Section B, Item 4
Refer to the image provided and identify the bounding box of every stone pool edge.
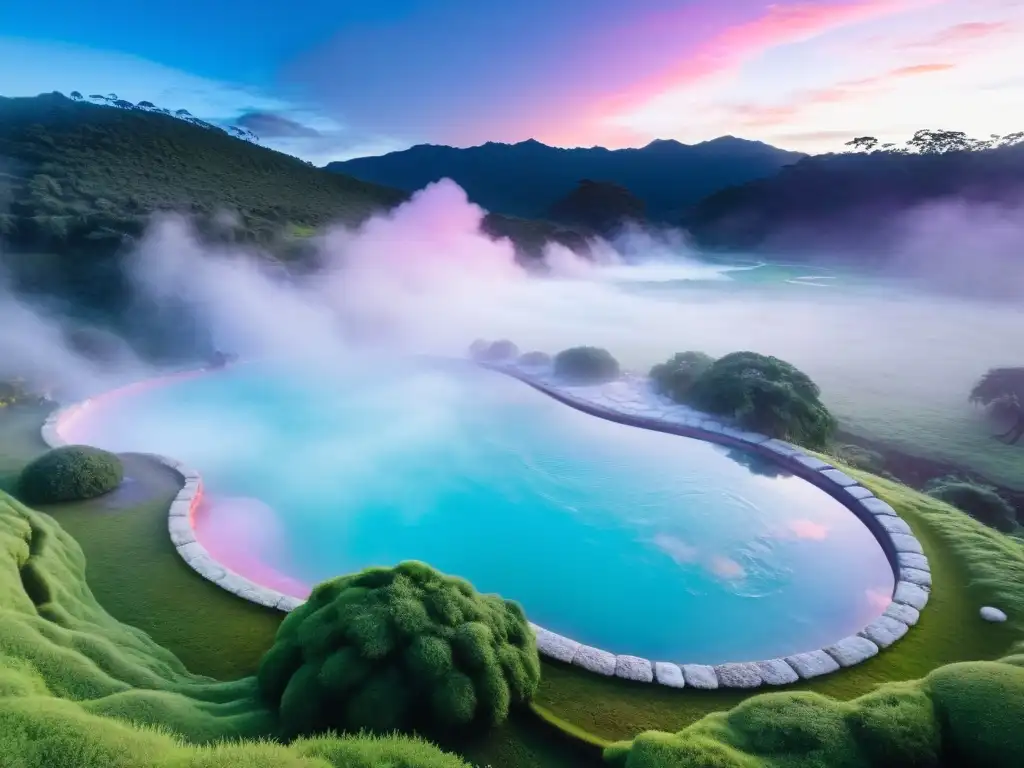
[40,362,931,691]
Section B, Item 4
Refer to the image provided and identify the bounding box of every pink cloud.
[563,0,937,140]
[729,61,955,128]
[907,20,1012,49]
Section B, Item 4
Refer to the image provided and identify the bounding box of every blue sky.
[2,0,1021,163]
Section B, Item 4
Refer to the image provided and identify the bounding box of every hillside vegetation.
[684,130,1024,287]
[327,136,805,222]
[0,93,588,306]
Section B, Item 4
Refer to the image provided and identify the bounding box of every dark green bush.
[257,560,540,738]
[553,346,620,384]
[18,445,124,504]
[926,482,1017,533]
[649,351,715,403]
[688,351,836,448]
[518,351,552,367]
[483,339,519,361]
[604,657,1024,768]
[831,443,886,473]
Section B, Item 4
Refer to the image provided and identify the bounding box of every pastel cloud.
[786,519,830,541]
[729,62,956,129]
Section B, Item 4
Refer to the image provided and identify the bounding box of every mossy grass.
[258,560,540,738]
[17,444,124,504]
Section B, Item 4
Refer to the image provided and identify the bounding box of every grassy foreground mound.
[17,445,124,504]
[258,560,541,738]
[604,656,1024,767]
[0,490,470,767]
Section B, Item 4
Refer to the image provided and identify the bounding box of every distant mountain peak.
[642,138,686,150]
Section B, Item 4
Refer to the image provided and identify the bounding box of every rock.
[176,541,206,564]
[884,602,921,626]
[219,571,257,596]
[167,517,196,546]
[844,485,875,501]
[824,635,879,667]
[900,567,932,589]
[859,615,909,648]
[785,650,840,679]
[762,439,801,456]
[533,626,580,664]
[755,659,799,686]
[792,454,832,471]
[719,426,769,444]
[894,581,930,610]
[168,499,191,518]
[714,662,763,689]
[821,468,857,487]
[615,655,654,683]
[889,534,924,555]
[897,552,930,572]
[878,516,913,536]
[572,645,617,676]
[191,558,226,583]
[980,606,1008,623]
[860,497,897,517]
[653,661,686,688]
[276,595,304,612]
[681,664,718,689]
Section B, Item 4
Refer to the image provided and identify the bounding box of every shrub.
[831,443,886,473]
[688,351,836,448]
[18,445,124,504]
[649,351,715,403]
[467,339,490,360]
[483,339,519,361]
[604,657,1024,768]
[926,481,1017,533]
[518,351,552,367]
[257,560,540,738]
[553,346,620,384]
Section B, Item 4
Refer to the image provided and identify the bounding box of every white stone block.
[980,606,1008,623]
[858,615,909,648]
[824,635,879,667]
[821,468,857,487]
[889,534,924,555]
[860,497,897,517]
[900,567,932,590]
[714,662,763,689]
[792,454,831,471]
[681,664,718,689]
[894,581,930,610]
[615,655,654,683]
[878,516,913,536]
[533,626,580,663]
[572,645,616,676]
[844,485,875,501]
[785,650,840,679]
[755,659,799,685]
[884,602,920,626]
[653,661,685,688]
[897,552,929,572]
[168,516,196,546]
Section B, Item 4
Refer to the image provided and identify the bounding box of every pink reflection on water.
[709,555,746,580]
[865,588,891,612]
[787,519,829,540]
[193,496,312,599]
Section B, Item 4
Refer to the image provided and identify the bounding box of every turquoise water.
[68,359,894,664]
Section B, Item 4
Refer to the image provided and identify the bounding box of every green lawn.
[1,403,1021,767]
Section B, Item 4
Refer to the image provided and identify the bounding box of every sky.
[1,0,1022,163]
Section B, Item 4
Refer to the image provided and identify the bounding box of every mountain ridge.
[326,136,806,222]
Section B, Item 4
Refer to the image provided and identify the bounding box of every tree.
[553,346,621,384]
[905,128,973,154]
[844,136,878,152]
[687,351,836,448]
[649,351,715,403]
[69,91,83,101]
[546,179,646,234]
[969,367,1024,445]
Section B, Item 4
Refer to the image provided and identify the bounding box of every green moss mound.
[18,445,124,504]
[604,658,1024,768]
[553,346,620,384]
[257,560,541,738]
[0,489,472,767]
[926,481,1017,533]
[688,351,836,448]
[649,351,715,403]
